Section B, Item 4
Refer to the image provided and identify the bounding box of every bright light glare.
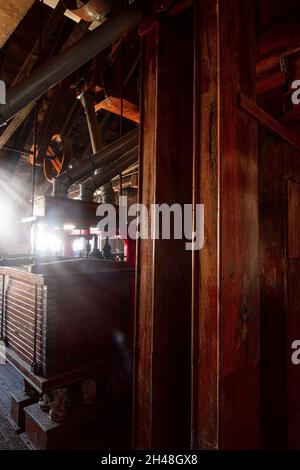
[0,198,13,229]
[36,231,62,254]
[73,237,84,252]
[63,224,75,231]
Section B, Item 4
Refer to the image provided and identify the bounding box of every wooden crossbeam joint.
[238,93,300,153]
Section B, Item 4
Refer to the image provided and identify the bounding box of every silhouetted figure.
[102,237,112,259]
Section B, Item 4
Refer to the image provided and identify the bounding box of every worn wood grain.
[133,8,194,449]
[193,0,259,449]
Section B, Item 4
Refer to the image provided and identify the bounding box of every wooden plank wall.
[192,0,259,449]
[259,114,300,448]
[258,125,287,449]
[286,145,300,449]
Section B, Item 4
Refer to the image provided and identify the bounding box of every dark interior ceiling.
[0,0,140,217]
[1,0,300,218]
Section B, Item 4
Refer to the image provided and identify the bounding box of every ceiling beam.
[0,3,66,152]
[95,96,140,123]
[0,0,35,49]
[256,16,300,79]
[256,71,286,95]
[257,16,300,59]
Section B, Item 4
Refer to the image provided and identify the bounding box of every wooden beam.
[0,0,35,48]
[256,71,286,95]
[0,3,66,151]
[95,97,140,124]
[153,0,193,16]
[0,103,35,151]
[239,93,300,153]
[193,0,259,449]
[257,16,300,60]
[133,8,193,449]
[256,17,300,80]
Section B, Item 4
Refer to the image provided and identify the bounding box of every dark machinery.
[0,257,133,449]
[0,258,133,384]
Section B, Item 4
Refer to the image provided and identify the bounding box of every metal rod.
[119,34,124,197]
[0,5,142,127]
[124,51,141,86]
[31,106,38,215]
[31,0,44,215]
[112,169,138,180]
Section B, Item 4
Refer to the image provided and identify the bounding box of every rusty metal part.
[43,134,74,183]
[28,143,42,167]
[0,4,142,127]
[28,134,73,176]
[63,0,111,22]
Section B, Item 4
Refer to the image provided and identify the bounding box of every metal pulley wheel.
[43,134,73,183]
[62,0,111,22]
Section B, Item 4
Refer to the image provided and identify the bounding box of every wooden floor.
[0,363,28,450]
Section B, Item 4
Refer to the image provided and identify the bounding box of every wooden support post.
[133,7,194,449]
[192,0,259,449]
[256,71,286,95]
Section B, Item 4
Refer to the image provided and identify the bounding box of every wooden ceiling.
[0,0,35,49]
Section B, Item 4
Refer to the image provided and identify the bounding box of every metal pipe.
[79,145,138,201]
[0,4,142,127]
[53,128,138,197]
[79,91,115,203]
[79,93,103,153]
